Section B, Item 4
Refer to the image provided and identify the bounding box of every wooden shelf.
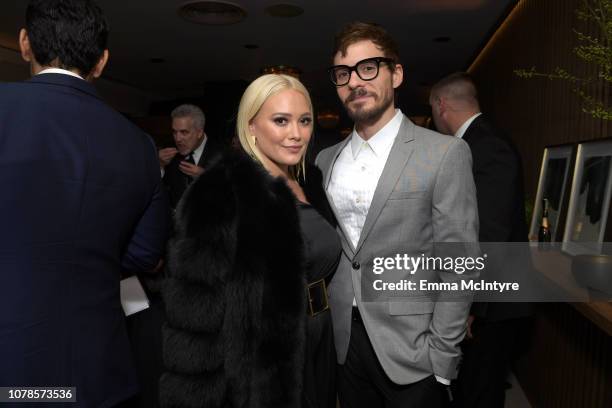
[530,247,612,336]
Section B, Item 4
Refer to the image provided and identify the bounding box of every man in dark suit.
[430,72,530,408]
[0,1,168,406]
[158,104,216,209]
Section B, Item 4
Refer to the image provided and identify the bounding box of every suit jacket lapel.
[323,137,350,189]
[323,137,356,255]
[355,117,415,254]
[197,145,207,167]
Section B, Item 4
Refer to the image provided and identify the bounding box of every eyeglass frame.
[327,57,396,87]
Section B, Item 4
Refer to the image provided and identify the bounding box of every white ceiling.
[0,0,515,114]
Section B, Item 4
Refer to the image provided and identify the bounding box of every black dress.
[298,202,342,408]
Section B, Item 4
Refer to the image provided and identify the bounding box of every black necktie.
[185,153,195,165]
[184,153,195,185]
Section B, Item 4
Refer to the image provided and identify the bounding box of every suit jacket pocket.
[388,190,427,200]
[388,301,435,315]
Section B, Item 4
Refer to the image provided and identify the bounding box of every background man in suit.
[429,72,530,408]
[316,22,479,407]
[158,104,215,209]
[0,1,168,406]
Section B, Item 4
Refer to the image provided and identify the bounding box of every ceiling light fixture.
[178,1,247,25]
[261,65,301,78]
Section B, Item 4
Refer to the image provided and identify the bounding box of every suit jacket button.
[352,261,360,270]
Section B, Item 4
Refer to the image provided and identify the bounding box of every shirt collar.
[37,68,84,80]
[350,109,403,159]
[192,135,207,159]
[455,112,482,139]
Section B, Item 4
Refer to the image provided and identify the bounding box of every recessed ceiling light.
[244,44,259,50]
[265,4,304,18]
[178,1,247,25]
[261,65,301,78]
[433,36,451,43]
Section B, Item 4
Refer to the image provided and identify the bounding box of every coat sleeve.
[121,140,170,273]
[471,135,522,242]
[428,138,480,380]
[164,162,237,329]
[160,162,238,407]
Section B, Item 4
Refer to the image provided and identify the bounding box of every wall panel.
[469,1,612,407]
[469,0,611,199]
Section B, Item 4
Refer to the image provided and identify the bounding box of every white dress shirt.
[328,109,403,249]
[454,112,482,139]
[191,135,207,165]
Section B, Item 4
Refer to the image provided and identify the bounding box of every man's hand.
[179,161,204,177]
[158,147,178,168]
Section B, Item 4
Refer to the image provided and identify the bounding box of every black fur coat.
[159,151,306,408]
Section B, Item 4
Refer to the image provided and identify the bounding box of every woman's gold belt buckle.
[307,278,330,317]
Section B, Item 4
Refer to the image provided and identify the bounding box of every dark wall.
[468,1,612,406]
[469,0,611,201]
[144,79,249,149]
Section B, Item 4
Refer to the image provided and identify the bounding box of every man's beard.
[344,87,393,125]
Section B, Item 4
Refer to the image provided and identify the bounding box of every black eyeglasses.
[328,57,395,87]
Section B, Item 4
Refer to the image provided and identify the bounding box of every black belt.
[307,278,329,317]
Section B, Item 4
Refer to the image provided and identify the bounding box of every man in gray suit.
[316,22,479,407]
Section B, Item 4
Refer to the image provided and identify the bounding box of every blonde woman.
[160,74,340,408]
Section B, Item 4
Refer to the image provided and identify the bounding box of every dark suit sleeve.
[467,121,531,320]
[122,151,171,273]
[470,135,521,242]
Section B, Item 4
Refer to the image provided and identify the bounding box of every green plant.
[514,0,612,120]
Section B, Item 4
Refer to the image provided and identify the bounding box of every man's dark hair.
[430,72,480,106]
[333,22,400,66]
[26,0,109,76]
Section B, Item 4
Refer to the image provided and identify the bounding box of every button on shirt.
[328,109,403,249]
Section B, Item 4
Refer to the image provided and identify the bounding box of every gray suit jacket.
[316,116,479,384]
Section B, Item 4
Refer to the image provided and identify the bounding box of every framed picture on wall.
[562,139,612,255]
[529,144,574,242]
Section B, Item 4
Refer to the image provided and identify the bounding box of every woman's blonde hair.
[236,74,313,180]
